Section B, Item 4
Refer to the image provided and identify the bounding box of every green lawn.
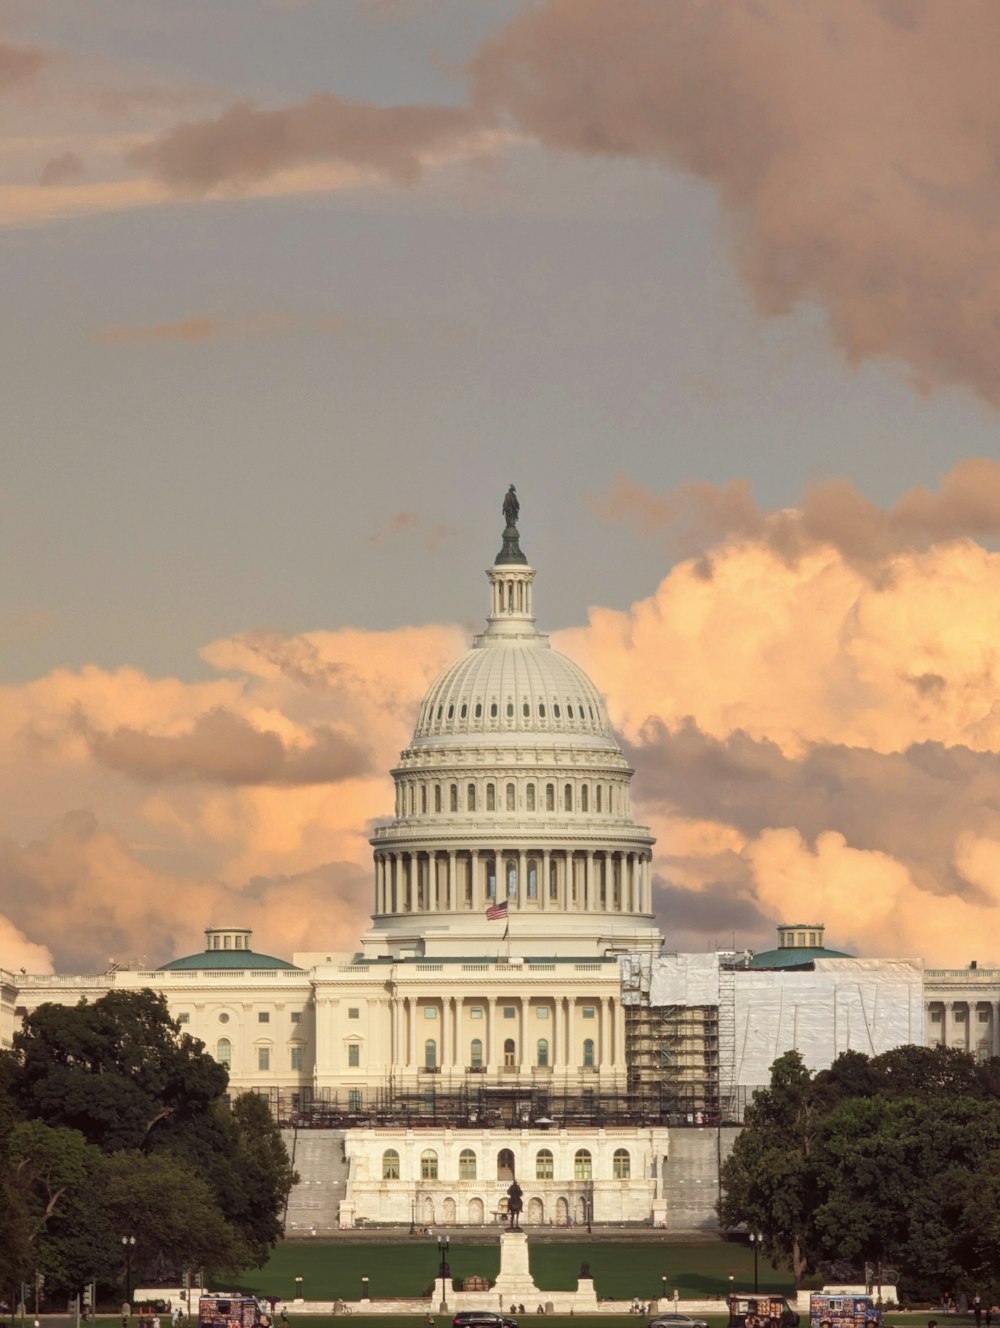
[230,1242,790,1302]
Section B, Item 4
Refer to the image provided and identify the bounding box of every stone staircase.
[282,1129,349,1236]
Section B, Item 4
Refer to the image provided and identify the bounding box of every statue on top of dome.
[502,484,519,528]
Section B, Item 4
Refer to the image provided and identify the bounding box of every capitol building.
[5,492,994,1231]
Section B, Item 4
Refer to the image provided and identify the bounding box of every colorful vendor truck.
[728,1294,801,1328]
[809,1294,881,1328]
[198,1297,272,1328]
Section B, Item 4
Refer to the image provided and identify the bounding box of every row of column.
[929,999,999,1056]
[389,994,618,1073]
[374,848,651,916]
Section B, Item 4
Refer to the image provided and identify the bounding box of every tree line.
[719,1045,1000,1302]
[0,989,296,1307]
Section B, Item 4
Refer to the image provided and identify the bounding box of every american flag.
[485,899,509,921]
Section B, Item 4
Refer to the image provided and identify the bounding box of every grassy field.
[229,1241,789,1302]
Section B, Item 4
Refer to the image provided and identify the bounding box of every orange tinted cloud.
[128,93,478,193]
[97,316,222,344]
[0,40,44,92]
[470,0,1000,403]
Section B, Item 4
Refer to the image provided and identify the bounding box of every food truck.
[809,1294,881,1328]
[198,1297,271,1328]
[728,1294,801,1328]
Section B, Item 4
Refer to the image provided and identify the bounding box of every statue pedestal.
[493,1232,542,1306]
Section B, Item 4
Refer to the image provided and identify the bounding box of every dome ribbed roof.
[413,640,613,743]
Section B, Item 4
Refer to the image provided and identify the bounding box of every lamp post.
[121,1236,136,1307]
[410,1197,416,1236]
[361,1276,369,1303]
[749,1233,761,1294]
[586,1193,592,1235]
[294,1277,303,1303]
[437,1236,450,1313]
[661,1277,667,1305]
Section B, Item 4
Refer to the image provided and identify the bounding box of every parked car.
[452,1313,518,1328]
[648,1315,710,1328]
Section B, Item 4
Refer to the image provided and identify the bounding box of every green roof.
[159,950,301,972]
[747,945,853,969]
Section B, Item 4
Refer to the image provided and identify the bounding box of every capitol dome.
[361,489,660,961]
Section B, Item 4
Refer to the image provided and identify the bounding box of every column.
[585,853,594,911]
[519,999,528,1071]
[448,851,457,911]
[541,849,550,911]
[566,998,576,1070]
[599,998,609,1069]
[430,853,439,911]
[454,998,463,1068]
[518,849,527,906]
[551,997,561,1070]
[441,997,452,1071]
[487,998,497,1072]
[390,996,399,1065]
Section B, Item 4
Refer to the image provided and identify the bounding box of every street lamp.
[361,1276,369,1303]
[661,1277,667,1304]
[121,1236,136,1307]
[437,1236,450,1314]
[749,1233,762,1294]
[294,1277,303,1303]
[410,1197,416,1236]
[586,1193,592,1235]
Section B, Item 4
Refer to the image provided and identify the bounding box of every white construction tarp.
[648,952,721,1007]
[730,958,925,1087]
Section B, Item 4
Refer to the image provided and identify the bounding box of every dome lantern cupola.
[486,484,536,635]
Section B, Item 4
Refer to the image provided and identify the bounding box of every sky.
[2,0,1000,974]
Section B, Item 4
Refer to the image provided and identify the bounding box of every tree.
[719,1051,820,1286]
[229,1093,299,1265]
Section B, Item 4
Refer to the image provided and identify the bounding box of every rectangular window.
[954,1008,967,1022]
[930,1009,942,1022]
[978,1009,991,1023]
[503,1007,516,1019]
[536,1007,550,1020]
[257,1047,270,1071]
[291,1011,302,1023]
[177,1013,190,1024]
[582,1007,596,1019]
[348,1008,360,1019]
[348,1044,360,1066]
[258,1012,270,1023]
[290,1046,303,1071]
[470,1007,483,1019]
[424,1007,438,1019]
[348,1089,362,1111]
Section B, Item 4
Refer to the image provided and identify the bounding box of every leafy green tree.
[719,1051,820,1286]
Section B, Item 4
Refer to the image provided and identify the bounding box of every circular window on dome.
[475,703,482,718]
[219,1013,230,1024]
[490,702,498,718]
[460,703,468,718]
[506,702,514,718]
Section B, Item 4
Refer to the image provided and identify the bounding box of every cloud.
[96,317,224,344]
[369,511,456,552]
[0,40,44,92]
[595,459,1000,573]
[38,152,85,187]
[86,707,371,787]
[127,92,479,193]
[468,0,1000,404]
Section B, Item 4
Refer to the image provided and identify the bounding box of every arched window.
[421,1149,438,1180]
[613,1148,631,1179]
[522,701,530,718]
[583,1038,595,1068]
[564,784,573,811]
[434,784,442,812]
[421,784,428,814]
[596,785,602,813]
[459,1149,477,1180]
[503,1038,516,1067]
[216,1037,231,1066]
[467,783,477,812]
[506,782,516,811]
[497,1148,515,1181]
[450,784,458,812]
[536,1149,554,1180]
[470,1037,483,1069]
[486,858,497,899]
[581,785,589,812]
[536,1038,549,1068]
[574,1149,592,1180]
[546,783,555,811]
[549,860,558,900]
[506,701,514,718]
[506,859,517,899]
[526,783,535,811]
[486,783,496,811]
[382,1149,400,1180]
[425,1039,437,1070]
[527,859,538,899]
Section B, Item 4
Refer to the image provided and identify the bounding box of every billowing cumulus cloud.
[3,468,1000,970]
